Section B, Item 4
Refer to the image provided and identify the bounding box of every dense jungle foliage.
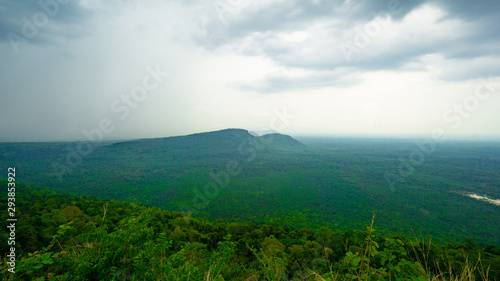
[1,182,499,280]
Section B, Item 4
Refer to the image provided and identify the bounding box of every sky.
[1,0,500,142]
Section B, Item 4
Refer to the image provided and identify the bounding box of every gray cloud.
[1,0,499,141]
[0,0,93,47]
[436,0,500,20]
[232,69,361,93]
[193,0,500,90]
[196,0,423,47]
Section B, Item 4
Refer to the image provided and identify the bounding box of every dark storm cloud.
[436,0,500,20]
[0,0,93,46]
[197,0,422,48]
[195,0,500,92]
[0,0,499,141]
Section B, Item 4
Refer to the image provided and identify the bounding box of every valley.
[1,129,499,246]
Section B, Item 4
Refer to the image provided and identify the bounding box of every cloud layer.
[1,0,499,141]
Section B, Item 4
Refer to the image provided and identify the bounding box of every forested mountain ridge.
[0,130,499,247]
[102,128,306,158]
[1,181,499,280]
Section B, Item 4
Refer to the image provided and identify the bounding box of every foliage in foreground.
[1,184,499,280]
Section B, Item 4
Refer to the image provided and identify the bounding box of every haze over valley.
[1,0,500,280]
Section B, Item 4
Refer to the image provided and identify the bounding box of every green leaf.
[33,264,44,270]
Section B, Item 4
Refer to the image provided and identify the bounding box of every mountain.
[0,128,309,202]
[1,131,499,246]
[106,128,306,156]
[256,133,307,151]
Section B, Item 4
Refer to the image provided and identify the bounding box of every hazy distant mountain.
[1,130,499,246]
[0,128,308,194]
[104,128,306,157]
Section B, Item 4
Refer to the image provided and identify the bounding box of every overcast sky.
[1,0,500,141]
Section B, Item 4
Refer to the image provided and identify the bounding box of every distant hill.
[106,128,306,156]
[0,128,308,197]
[1,130,499,246]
